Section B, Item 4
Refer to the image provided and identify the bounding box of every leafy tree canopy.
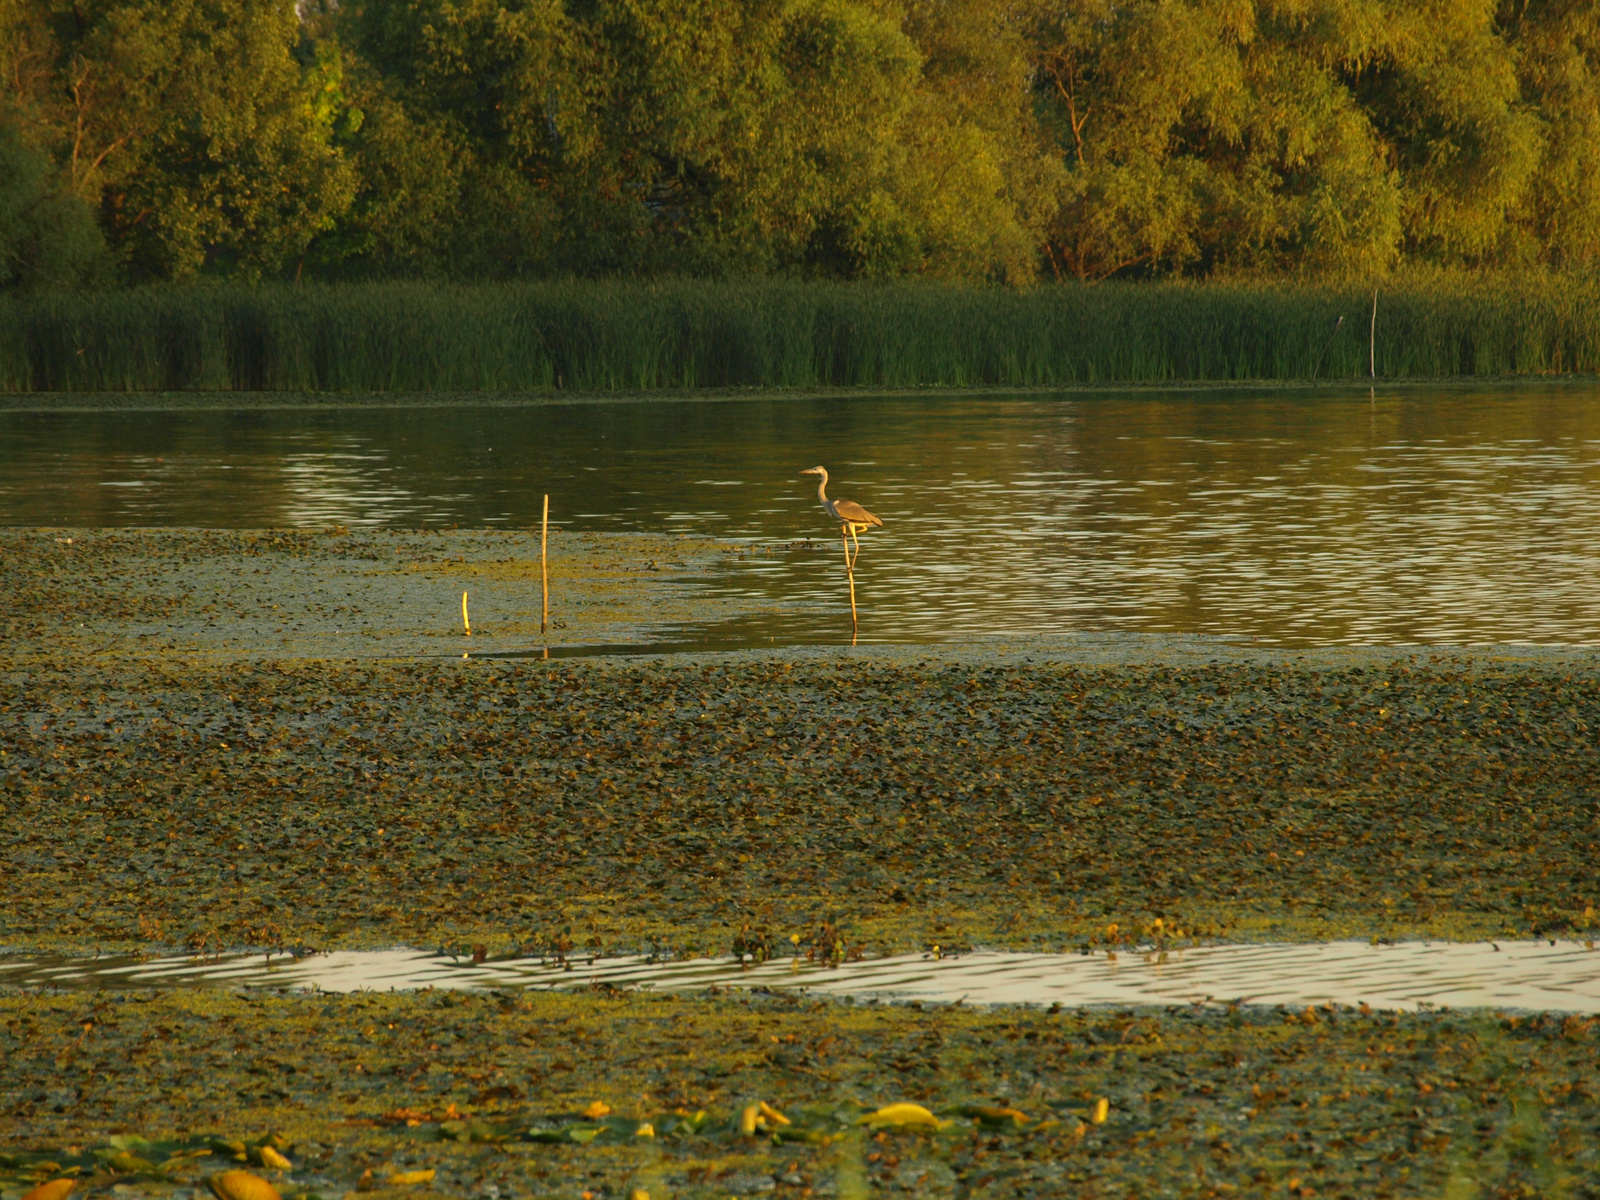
[3,0,1599,286]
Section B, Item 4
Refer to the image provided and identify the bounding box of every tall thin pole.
[1370,287,1378,380]
[462,591,470,636]
[541,494,549,636]
[842,527,857,632]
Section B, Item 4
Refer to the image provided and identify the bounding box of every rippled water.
[2,941,1597,1012]
[4,385,1600,646]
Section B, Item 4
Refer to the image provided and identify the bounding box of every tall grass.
[3,273,1599,392]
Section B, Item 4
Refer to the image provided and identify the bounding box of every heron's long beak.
[800,468,820,475]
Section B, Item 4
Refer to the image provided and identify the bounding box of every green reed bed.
[4,273,1600,392]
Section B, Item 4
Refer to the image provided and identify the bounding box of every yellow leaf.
[758,1101,791,1126]
[22,1181,76,1200]
[1092,1098,1110,1124]
[581,1101,611,1120]
[208,1171,282,1200]
[386,1170,436,1186]
[739,1104,761,1136]
[258,1147,292,1170]
[861,1103,941,1129]
[634,1123,654,1138]
[966,1105,1030,1126]
[630,1191,650,1200]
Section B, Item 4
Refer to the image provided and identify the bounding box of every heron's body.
[801,465,881,570]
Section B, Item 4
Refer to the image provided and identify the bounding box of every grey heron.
[801,465,882,569]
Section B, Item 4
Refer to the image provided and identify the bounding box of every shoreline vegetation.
[7,276,1600,394]
[6,374,1600,414]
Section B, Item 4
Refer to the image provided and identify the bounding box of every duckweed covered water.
[2,987,1597,1200]
[6,497,1600,1196]
[3,577,1598,958]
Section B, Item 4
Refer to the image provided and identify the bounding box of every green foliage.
[5,273,1600,391]
[320,0,1051,281]
[0,123,111,290]
[5,0,1600,285]
[1,0,355,283]
[1028,0,1537,277]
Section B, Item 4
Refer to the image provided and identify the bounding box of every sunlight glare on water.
[1,941,1597,1013]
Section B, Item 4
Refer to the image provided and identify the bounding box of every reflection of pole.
[462,590,471,636]
[541,494,549,636]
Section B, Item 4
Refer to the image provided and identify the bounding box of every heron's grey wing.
[832,499,882,526]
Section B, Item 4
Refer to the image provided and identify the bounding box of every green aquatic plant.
[2,623,1596,957]
[2,990,1597,1199]
[4,273,1600,393]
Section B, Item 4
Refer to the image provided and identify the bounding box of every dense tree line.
[3,0,1599,289]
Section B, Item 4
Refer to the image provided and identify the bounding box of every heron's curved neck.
[814,469,829,503]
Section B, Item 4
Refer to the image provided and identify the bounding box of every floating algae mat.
[4,982,1600,1200]
[4,940,1598,1012]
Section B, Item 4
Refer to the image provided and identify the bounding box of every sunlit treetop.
[2,0,1599,284]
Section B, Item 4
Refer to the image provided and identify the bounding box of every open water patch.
[3,940,1597,1013]
[8,387,1600,646]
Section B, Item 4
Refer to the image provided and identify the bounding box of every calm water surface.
[4,385,1599,647]
[2,941,1597,1012]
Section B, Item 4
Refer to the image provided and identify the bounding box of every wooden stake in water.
[541,494,550,636]
[462,590,471,636]
[842,526,858,634]
[1370,286,1378,379]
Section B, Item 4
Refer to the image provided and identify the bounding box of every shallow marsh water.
[6,390,1600,1196]
[4,940,1599,1013]
[4,384,1600,648]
